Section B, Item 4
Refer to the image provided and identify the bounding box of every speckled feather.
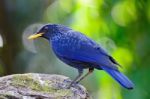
[44,25,117,70]
[36,24,134,89]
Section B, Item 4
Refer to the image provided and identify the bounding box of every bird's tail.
[101,66,134,89]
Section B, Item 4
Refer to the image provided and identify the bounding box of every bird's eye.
[44,26,48,30]
[43,26,48,32]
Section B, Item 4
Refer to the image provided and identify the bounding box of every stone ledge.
[0,73,91,99]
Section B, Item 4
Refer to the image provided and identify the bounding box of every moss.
[11,74,72,96]
[55,89,72,98]
[11,74,54,93]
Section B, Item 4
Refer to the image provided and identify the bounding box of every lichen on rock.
[11,74,54,93]
[0,73,91,99]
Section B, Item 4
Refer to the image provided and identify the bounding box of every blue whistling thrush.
[28,24,134,89]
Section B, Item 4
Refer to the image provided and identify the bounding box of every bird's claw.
[67,81,79,89]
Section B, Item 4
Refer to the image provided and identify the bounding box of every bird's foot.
[63,78,81,89]
[67,82,78,89]
[63,79,74,89]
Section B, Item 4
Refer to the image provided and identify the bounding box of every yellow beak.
[28,33,44,40]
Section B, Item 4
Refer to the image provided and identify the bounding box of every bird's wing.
[52,30,119,70]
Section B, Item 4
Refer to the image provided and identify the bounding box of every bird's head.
[28,24,59,40]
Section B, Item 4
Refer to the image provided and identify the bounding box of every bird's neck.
[50,33,62,41]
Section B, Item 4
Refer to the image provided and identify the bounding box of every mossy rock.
[0,73,91,99]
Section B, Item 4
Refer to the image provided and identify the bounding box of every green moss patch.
[11,74,54,93]
[11,74,72,97]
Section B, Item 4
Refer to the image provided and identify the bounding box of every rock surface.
[0,73,91,99]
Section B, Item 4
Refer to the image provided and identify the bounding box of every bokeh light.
[111,1,137,26]
[0,33,3,48]
[113,47,133,71]
[22,23,44,53]
[97,37,117,54]
[44,0,74,23]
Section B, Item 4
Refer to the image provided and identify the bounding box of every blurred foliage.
[0,0,150,99]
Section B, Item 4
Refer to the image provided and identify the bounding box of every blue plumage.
[101,66,134,89]
[31,24,134,89]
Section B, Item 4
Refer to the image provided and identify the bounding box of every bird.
[28,24,134,89]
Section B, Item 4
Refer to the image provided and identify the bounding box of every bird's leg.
[68,69,83,88]
[76,68,94,83]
